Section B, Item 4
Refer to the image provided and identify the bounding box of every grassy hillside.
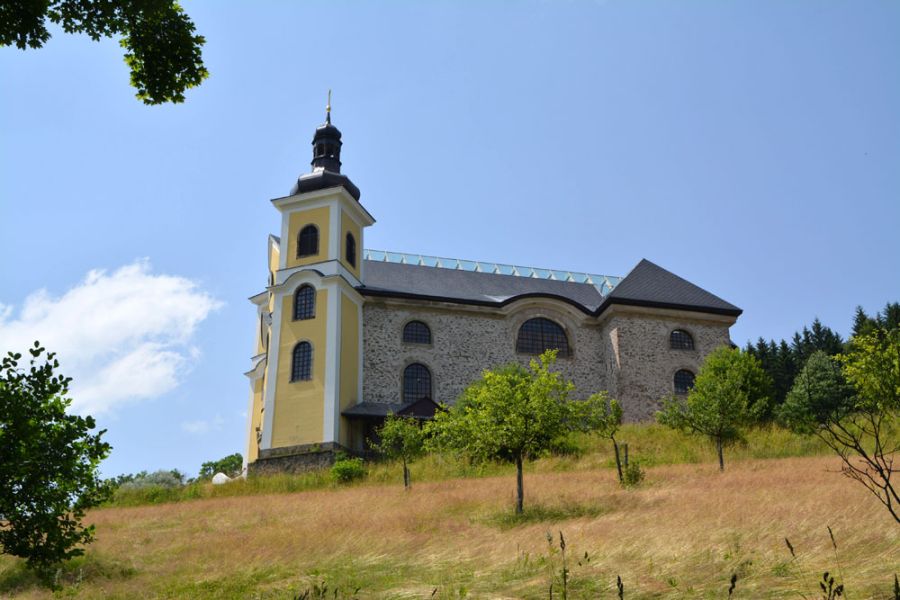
[1,428,897,598]
[107,425,831,507]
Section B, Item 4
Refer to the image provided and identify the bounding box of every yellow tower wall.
[247,377,264,462]
[271,287,328,447]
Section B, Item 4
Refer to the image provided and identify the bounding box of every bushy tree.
[0,0,207,104]
[572,392,625,483]
[373,414,426,490]
[427,351,573,514]
[0,343,112,575]
[658,347,771,471]
[198,453,243,480]
[115,469,185,490]
[781,330,899,523]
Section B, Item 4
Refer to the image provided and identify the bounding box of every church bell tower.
[245,96,375,473]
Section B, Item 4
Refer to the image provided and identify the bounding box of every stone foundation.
[248,441,351,475]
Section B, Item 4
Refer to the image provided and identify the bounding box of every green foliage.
[116,469,186,490]
[0,343,112,576]
[373,415,426,462]
[658,347,772,470]
[427,350,574,512]
[778,352,853,434]
[781,329,900,522]
[621,460,645,487]
[372,414,425,489]
[199,453,243,480]
[571,392,624,482]
[330,455,367,484]
[0,0,207,104]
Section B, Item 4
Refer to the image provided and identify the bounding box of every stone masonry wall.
[362,299,734,421]
[601,311,733,421]
[362,300,610,406]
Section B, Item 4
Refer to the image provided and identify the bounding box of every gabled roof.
[361,259,607,312]
[600,259,742,317]
[358,255,741,318]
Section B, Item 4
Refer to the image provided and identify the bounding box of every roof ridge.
[363,249,622,296]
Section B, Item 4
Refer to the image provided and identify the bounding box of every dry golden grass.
[1,455,898,598]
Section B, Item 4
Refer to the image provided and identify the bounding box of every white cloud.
[181,414,225,435]
[0,260,222,415]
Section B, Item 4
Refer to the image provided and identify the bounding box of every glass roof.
[364,249,622,296]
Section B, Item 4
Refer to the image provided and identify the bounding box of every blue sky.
[1,1,898,477]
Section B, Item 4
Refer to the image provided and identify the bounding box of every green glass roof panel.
[364,249,621,296]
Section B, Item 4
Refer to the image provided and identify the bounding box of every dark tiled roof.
[361,260,606,312]
[359,258,741,317]
[602,259,742,316]
[342,398,439,419]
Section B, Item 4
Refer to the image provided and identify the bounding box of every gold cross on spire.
[326,89,332,125]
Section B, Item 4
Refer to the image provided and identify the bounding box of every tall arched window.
[345,232,356,267]
[403,363,432,404]
[674,369,695,395]
[670,329,694,350]
[516,317,570,357]
[298,225,319,257]
[402,321,432,344]
[291,342,313,382]
[293,285,316,320]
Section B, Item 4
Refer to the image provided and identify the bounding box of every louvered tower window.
[298,225,319,257]
[346,233,356,267]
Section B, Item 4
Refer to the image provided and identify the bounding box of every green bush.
[330,456,366,484]
[621,460,645,487]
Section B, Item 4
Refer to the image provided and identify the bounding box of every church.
[244,105,742,474]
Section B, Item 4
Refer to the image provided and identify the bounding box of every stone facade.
[248,441,347,475]
[362,297,735,420]
[599,307,735,421]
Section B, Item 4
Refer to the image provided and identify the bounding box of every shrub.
[621,460,645,487]
[117,470,185,490]
[330,456,366,484]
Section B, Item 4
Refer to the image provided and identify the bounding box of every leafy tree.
[198,453,243,480]
[373,414,426,490]
[746,316,845,409]
[658,347,772,471]
[781,330,899,523]
[115,469,185,490]
[427,351,573,514]
[572,392,625,483]
[0,343,112,575]
[0,0,207,104]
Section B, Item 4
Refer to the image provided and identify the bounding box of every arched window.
[402,321,432,344]
[291,342,313,382]
[674,369,695,395]
[670,329,694,350]
[298,225,319,257]
[345,232,356,267]
[403,363,432,404]
[516,317,570,357]
[293,285,315,320]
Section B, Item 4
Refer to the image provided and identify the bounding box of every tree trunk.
[515,455,524,514]
[402,458,410,490]
[716,438,724,471]
[612,437,624,484]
